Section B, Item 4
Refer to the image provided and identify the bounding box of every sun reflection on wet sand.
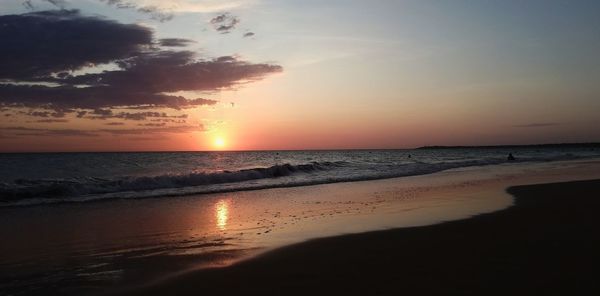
[215,199,230,231]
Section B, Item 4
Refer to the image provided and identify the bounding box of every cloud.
[0,10,281,113]
[24,0,67,9]
[19,110,65,118]
[34,118,69,123]
[95,0,248,22]
[22,1,34,9]
[159,38,195,47]
[25,1,257,21]
[99,125,204,135]
[91,108,113,116]
[0,10,153,80]
[1,124,204,137]
[65,51,281,93]
[124,0,253,13]
[2,126,99,137]
[23,0,171,21]
[128,136,158,141]
[513,122,560,128]
[1,9,280,141]
[150,118,187,124]
[210,13,239,33]
[82,110,190,121]
[138,122,166,127]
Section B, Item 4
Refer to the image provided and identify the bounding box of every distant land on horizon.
[416,142,600,150]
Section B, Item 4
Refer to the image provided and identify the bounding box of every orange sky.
[1,1,600,152]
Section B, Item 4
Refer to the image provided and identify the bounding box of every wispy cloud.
[2,126,99,137]
[26,0,256,20]
[513,122,560,128]
[99,125,204,135]
[210,13,240,34]
[1,124,205,137]
[34,119,69,123]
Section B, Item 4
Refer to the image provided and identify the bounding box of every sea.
[2,145,600,295]
[2,145,599,207]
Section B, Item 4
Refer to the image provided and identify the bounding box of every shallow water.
[1,158,599,295]
[2,147,599,206]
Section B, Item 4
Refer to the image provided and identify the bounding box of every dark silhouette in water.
[408,154,412,159]
[507,153,516,161]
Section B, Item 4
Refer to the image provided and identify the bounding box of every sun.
[214,136,226,149]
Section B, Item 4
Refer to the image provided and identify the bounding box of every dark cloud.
[128,136,157,141]
[0,10,153,80]
[243,32,255,38]
[210,13,240,34]
[0,10,281,113]
[0,84,220,111]
[64,51,282,94]
[513,122,560,128]
[17,110,67,118]
[34,118,69,123]
[159,38,195,47]
[138,122,166,127]
[150,118,187,124]
[1,124,204,137]
[99,125,204,135]
[85,111,191,121]
[24,111,51,117]
[2,126,99,137]
[2,9,281,139]
[92,108,113,116]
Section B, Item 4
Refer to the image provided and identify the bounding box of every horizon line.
[1,141,599,154]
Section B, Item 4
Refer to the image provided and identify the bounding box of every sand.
[3,159,600,295]
[128,179,600,295]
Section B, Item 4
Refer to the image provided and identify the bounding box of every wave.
[0,154,591,207]
[0,161,345,204]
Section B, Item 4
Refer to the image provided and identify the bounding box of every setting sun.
[214,137,226,149]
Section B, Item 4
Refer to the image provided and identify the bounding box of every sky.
[1,0,599,152]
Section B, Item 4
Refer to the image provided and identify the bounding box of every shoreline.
[129,178,600,295]
[3,159,600,295]
[4,156,600,208]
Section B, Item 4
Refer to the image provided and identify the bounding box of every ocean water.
[2,148,600,295]
[1,146,599,206]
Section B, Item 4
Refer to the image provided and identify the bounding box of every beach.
[3,2,600,295]
[2,158,600,295]
[130,179,600,296]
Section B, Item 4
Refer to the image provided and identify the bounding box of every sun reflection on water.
[215,199,229,231]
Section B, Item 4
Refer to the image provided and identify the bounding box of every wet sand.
[132,179,600,295]
[3,160,600,295]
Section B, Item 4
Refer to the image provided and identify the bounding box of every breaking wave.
[0,161,344,205]
[0,153,593,207]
